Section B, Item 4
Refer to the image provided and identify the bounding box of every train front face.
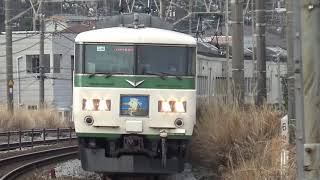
[73,28,197,174]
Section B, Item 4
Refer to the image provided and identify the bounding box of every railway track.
[0,146,78,180]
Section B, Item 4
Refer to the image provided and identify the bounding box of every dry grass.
[189,100,296,180]
[0,107,71,131]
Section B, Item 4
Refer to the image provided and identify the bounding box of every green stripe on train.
[74,75,195,89]
[76,133,192,140]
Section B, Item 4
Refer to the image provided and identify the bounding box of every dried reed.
[189,100,296,180]
[0,107,71,131]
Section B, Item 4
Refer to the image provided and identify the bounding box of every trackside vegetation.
[190,101,296,179]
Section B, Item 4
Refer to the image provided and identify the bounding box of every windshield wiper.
[88,72,106,78]
[88,72,126,78]
[160,72,182,80]
[145,72,166,80]
[104,72,126,78]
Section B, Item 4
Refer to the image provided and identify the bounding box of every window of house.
[26,54,50,73]
[266,78,271,93]
[27,105,37,110]
[53,54,62,73]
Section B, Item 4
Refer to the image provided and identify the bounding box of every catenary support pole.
[188,0,193,35]
[286,0,295,144]
[159,0,165,19]
[231,0,244,104]
[225,0,231,100]
[39,14,45,109]
[255,0,266,105]
[251,0,256,95]
[105,0,112,16]
[5,0,13,113]
[293,0,304,178]
[301,0,320,178]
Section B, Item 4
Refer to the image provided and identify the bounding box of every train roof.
[75,27,196,46]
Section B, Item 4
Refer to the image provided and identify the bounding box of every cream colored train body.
[73,27,197,174]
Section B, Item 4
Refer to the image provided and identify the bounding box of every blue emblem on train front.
[120,95,149,116]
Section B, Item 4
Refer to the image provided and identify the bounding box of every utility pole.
[5,0,13,113]
[104,0,112,16]
[293,0,304,178]
[301,0,320,178]
[39,14,45,109]
[31,4,37,31]
[285,0,295,144]
[159,0,165,19]
[188,0,193,35]
[255,0,266,105]
[251,0,256,90]
[231,0,244,104]
[225,0,231,100]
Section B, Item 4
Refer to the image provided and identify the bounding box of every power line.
[46,77,72,81]
[0,70,27,75]
[0,35,52,57]
[49,36,74,49]
[7,5,35,24]
[51,19,78,34]
[57,32,75,43]
[0,76,36,82]
[0,21,63,46]
[0,33,39,46]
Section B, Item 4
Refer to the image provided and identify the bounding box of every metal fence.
[0,128,76,151]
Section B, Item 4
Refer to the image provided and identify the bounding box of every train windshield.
[137,46,195,76]
[84,44,134,74]
[77,44,195,76]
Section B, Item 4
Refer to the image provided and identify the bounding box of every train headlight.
[83,99,95,111]
[158,100,186,113]
[98,99,111,111]
[175,102,186,113]
[83,99,111,111]
[159,101,172,112]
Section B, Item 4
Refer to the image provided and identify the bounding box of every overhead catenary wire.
[50,19,78,34]
[3,1,40,25]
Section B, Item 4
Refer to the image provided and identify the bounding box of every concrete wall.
[196,54,287,104]
[0,32,75,110]
[51,33,76,110]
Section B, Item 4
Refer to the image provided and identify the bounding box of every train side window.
[75,44,84,73]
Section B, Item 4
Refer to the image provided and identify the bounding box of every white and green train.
[73,26,197,174]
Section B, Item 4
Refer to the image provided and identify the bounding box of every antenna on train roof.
[133,13,139,27]
[127,13,145,29]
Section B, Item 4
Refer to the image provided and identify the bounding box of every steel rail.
[0,146,78,180]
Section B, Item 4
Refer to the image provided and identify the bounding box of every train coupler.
[160,130,168,168]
